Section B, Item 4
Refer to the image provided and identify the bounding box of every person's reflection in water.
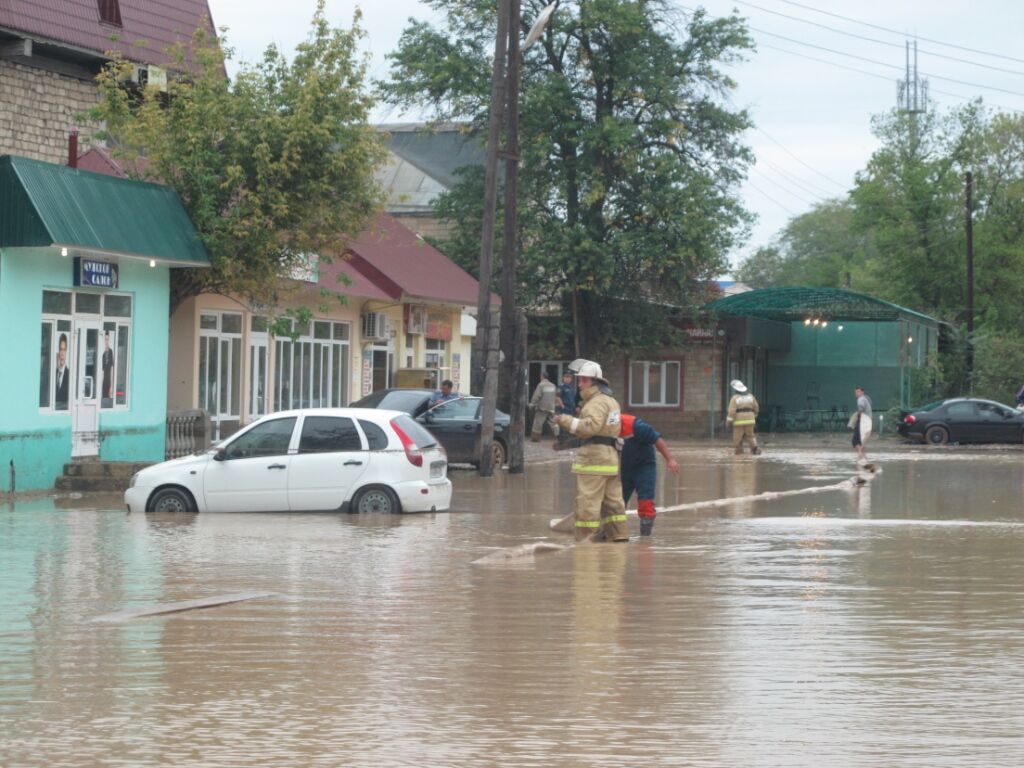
[725,457,759,517]
[569,544,627,710]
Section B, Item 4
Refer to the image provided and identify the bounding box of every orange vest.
[619,413,635,439]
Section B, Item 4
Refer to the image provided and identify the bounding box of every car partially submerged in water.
[897,398,1024,445]
[350,388,510,468]
[125,408,451,514]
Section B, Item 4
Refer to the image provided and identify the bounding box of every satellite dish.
[523,2,556,50]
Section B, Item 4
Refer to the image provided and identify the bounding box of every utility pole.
[478,1,555,475]
[965,171,975,386]
[473,0,511,477]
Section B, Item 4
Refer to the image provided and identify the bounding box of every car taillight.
[904,414,916,424]
[390,419,423,467]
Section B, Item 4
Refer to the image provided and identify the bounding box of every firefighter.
[554,360,629,542]
[726,379,761,455]
[619,413,680,536]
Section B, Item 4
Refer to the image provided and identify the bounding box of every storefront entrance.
[71,319,102,457]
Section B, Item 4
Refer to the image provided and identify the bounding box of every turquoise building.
[0,155,208,491]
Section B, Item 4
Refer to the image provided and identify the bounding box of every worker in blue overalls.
[619,414,679,536]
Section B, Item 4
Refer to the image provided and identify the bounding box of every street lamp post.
[477,0,555,476]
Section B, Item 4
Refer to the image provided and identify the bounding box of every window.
[358,420,389,450]
[430,398,478,420]
[945,402,977,419]
[299,416,362,453]
[225,417,296,459]
[199,312,242,422]
[98,0,122,25]
[40,290,130,411]
[978,402,1012,421]
[425,338,445,370]
[629,361,681,407]
[274,320,351,411]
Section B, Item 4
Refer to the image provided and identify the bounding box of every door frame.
[71,318,103,457]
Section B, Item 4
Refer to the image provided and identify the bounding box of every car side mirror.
[212,446,227,461]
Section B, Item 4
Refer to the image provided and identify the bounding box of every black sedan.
[898,398,1024,445]
[350,388,510,467]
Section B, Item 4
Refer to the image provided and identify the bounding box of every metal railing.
[166,409,212,459]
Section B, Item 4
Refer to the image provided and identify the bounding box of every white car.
[125,408,451,515]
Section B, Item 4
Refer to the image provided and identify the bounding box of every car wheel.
[148,487,195,513]
[924,425,949,445]
[352,486,400,514]
[490,440,507,469]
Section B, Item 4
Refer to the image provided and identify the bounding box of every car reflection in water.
[898,397,1024,445]
[351,388,509,468]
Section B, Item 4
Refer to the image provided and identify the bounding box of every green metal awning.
[0,154,209,267]
[706,286,936,324]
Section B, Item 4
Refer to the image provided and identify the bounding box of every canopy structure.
[0,155,209,267]
[706,286,935,324]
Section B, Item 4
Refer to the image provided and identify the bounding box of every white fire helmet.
[573,359,608,385]
[731,379,748,393]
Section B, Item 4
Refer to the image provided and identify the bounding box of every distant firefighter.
[726,380,760,456]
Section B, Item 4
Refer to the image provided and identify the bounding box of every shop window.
[274,320,351,411]
[629,361,681,407]
[75,293,101,315]
[43,290,71,315]
[425,338,446,370]
[199,311,242,423]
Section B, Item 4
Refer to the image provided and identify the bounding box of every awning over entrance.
[706,286,935,324]
[0,155,209,267]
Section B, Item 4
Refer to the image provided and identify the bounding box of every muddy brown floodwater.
[2,447,1024,767]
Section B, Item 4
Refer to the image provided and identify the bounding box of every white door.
[202,416,297,512]
[288,415,370,511]
[71,320,102,457]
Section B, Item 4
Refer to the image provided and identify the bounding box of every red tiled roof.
[344,213,495,306]
[0,0,216,68]
[317,256,391,302]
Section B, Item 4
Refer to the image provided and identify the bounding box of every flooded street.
[3,446,1024,767]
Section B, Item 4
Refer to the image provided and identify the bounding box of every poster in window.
[54,331,70,411]
[101,326,115,407]
[425,311,453,341]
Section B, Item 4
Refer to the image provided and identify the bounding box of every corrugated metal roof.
[344,213,494,306]
[706,286,936,324]
[0,0,216,68]
[0,154,209,266]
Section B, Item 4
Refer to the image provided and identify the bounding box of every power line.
[773,0,1024,66]
[751,26,1024,99]
[752,126,851,192]
[750,165,823,207]
[734,0,1024,78]
[756,152,838,200]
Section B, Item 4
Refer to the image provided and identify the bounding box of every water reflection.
[2,448,1024,766]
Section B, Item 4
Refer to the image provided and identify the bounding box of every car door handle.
[462,425,474,430]
[344,460,363,466]
[267,463,287,470]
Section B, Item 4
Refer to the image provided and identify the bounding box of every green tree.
[90,3,385,314]
[381,0,754,355]
[735,198,868,288]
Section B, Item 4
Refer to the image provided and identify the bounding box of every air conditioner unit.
[406,304,427,335]
[362,312,390,341]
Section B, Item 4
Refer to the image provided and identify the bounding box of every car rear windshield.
[391,414,437,449]
[380,391,431,413]
[918,400,945,412]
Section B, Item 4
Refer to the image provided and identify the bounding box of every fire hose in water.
[472,471,876,565]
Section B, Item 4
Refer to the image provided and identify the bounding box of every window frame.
[628,360,682,408]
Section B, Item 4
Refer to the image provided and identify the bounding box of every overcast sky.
[206,0,1024,272]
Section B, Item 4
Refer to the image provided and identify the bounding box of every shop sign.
[425,310,453,341]
[74,258,119,289]
[684,327,716,339]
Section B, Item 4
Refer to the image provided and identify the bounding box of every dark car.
[350,388,510,467]
[898,397,1024,445]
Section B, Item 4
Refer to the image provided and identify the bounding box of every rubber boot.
[638,499,656,536]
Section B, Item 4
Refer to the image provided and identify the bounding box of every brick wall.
[0,59,101,164]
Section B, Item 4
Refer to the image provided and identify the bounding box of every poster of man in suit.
[101,330,114,404]
[55,333,69,411]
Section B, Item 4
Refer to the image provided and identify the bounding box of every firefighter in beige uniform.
[554,361,629,542]
[726,379,761,455]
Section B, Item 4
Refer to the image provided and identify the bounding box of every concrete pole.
[475,0,511,475]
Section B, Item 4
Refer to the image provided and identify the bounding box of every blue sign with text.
[74,258,119,289]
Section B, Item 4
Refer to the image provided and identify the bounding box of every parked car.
[350,388,510,467]
[898,398,1024,445]
[125,408,451,515]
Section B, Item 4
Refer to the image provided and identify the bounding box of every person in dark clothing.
[1016,383,1024,409]
[556,371,577,415]
[619,414,679,536]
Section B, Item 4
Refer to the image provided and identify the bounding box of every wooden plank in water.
[94,592,276,623]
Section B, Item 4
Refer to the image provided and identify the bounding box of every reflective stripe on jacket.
[727,393,759,427]
[557,385,622,476]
